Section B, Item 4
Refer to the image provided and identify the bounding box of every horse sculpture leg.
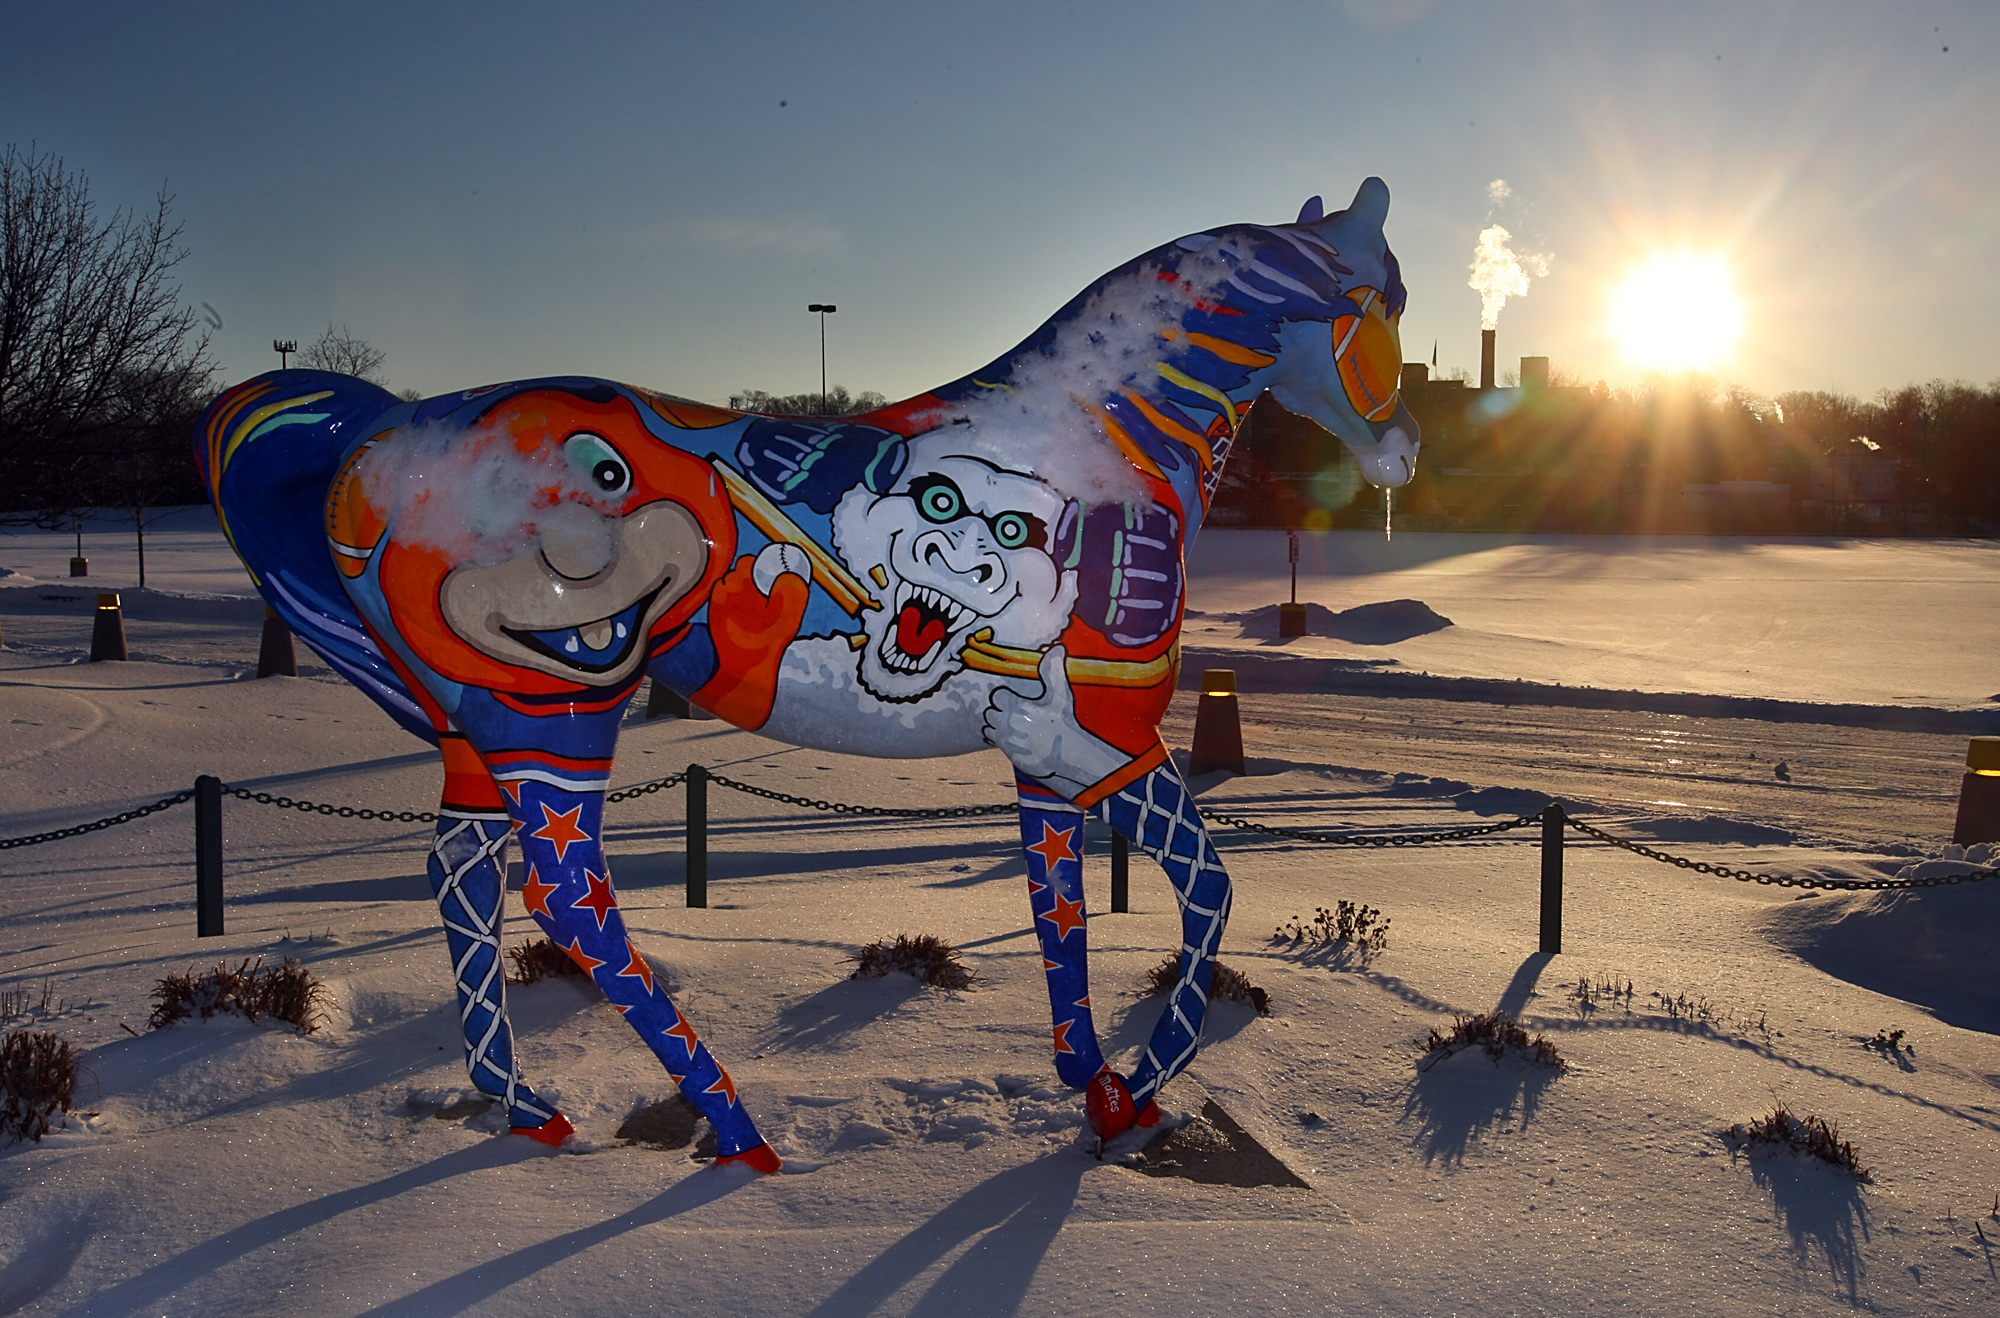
[490,762,781,1170]
[427,800,569,1141]
[1083,759,1234,1140]
[1014,775,1108,1088]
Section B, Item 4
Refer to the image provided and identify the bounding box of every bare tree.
[0,143,213,522]
[299,323,387,384]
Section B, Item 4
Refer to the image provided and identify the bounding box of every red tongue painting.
[896,603,950,658]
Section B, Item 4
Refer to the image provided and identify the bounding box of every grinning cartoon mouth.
[499,581,668,675]
[880,581,978,674]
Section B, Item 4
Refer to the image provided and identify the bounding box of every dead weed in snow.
[1724,1105,1872,1181]
[0,1028,79,1142]
[1420,1011,1567,1073]
[149,957,327,1034]
[507,937,589,985]
[1144,954,1270,1015]
[850,934,973,990]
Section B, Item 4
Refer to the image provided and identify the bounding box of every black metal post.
[1539,802,1564,955]
[685,764,708,909]
[196,775,224,937]
[1110,831,1129,914]
[647,679,691,720]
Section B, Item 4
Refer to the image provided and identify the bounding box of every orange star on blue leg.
[562,937,605,977]
[571,869,617,929]
[1026,822,1078,873]
[530,802,590,863]
[1039,891,1087,941]
[663,1010,702,1059]
[519,865,558,919]
[1053,1018,1076,1056]
[616,942,655,994]
[704,1067,739,1107]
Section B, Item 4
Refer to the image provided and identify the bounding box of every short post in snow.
[90,592,128,662]
[685,764,708,909]
[1189,668,1246,777]
[195,775,225,937]
[1110,831,1129,914]
[1539,802,1564,955]
[257,606,298,677]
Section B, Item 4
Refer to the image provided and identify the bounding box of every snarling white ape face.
[831,436,1077,703]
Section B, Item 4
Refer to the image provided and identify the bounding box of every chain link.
[0,788,196,850]
[1563,815,1999,891]
[704,771,1021,819]
[1204,809,1544,847]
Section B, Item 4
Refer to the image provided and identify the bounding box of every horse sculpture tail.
[196,370,437,743]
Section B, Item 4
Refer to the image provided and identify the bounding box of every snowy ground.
[3,516,1999,1316]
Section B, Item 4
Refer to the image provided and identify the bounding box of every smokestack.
[1480,329,1496,391]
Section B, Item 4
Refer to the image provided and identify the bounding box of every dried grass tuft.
[0,1029,78,1142]
[850,934,973,990]
[1421,1010,1567,1072]
[1274,901,1390,952]
[149,957,327,1035]
[1144,954,1270,1015]
[508,937,589,985]
[1726,1105,1871,1180]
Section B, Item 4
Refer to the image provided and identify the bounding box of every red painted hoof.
[511,1111,575,1148]
[1136,1100,1163,1129]
[716,1142,783,1174]
[1085,1071,1139,1140]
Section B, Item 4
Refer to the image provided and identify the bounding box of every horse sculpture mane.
[198,178,1418,1170]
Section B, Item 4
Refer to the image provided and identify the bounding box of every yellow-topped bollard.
[89,592,127,662]
[1953,737,2000,845]
[1188,668,1246,777]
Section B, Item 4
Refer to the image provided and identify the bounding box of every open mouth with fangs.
[879,581,978,674]
[499,581,667,675]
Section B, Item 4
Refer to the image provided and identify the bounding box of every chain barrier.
[0,788,197,851]
[223,786,436,824]
[606,772,687,803]
[10,773,2000,900]
[704,771,1021,819]
[1562,815,1999,892]
[1204,808,1543,847]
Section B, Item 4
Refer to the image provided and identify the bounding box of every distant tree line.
[1215,373,2000,536]
[728,385,887,416]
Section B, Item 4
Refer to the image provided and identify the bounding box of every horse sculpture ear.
[1295,195,1324,224]
[1344,177,1391,231]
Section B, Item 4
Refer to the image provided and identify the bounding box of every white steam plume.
[1468,180,1550,331]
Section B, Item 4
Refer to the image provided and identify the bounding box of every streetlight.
[274,339,298,370]
[807,304,836,414]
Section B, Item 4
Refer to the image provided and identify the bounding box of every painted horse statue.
[198,178,1418,1171]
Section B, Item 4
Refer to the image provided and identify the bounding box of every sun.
[1608,252,1744,371]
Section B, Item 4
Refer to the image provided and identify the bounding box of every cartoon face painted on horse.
[198,178,1418,1169]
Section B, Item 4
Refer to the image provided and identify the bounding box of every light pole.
[274,339,298,370]
[807,304,836,414]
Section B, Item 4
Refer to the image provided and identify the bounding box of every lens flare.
[1608,253,1743,371]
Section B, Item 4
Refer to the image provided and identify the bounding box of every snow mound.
[1619,814,1799,846]
[1762,880,2000,1032]
[1230,598,1452,644]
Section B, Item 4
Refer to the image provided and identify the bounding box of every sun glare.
[1608,252,1743,372]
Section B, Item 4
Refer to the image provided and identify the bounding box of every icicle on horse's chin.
[196,179,1419,1169]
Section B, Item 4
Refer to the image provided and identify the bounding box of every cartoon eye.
[991,512,1030,549]
[564,432,631,497]
[911,475,964,524]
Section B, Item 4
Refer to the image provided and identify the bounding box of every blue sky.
[4,1,1993,404]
